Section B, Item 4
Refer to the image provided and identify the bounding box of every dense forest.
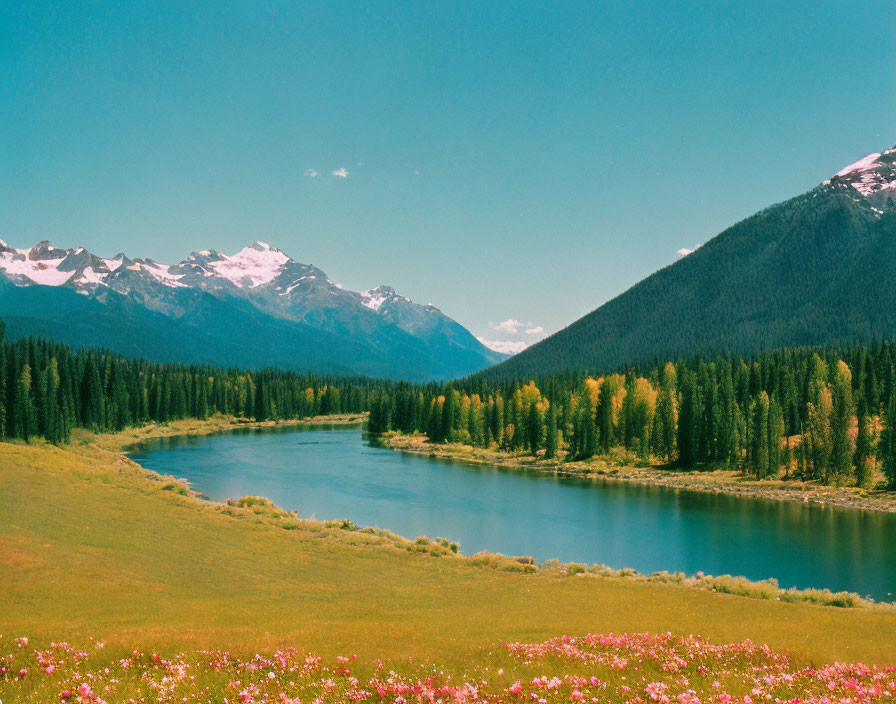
[368,339,896,489]
[0,322,375,444]
[4,317,896,490]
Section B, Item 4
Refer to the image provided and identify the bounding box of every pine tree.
[854,400,872,487]
[879,393,896,490]
[752,392,770,478]
[543,402,558,459]
[526,401,541,453]
[676,372,698,468]
[768,397,784,479]
[596,382,613,454]
[829,360,853,481]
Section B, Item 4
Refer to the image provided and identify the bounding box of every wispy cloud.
[476,337,530,355]
[304,168,320,178]
[331,167,350,179]
[490,318,526,334]
[677,243,702,258]
[480,318,547,355]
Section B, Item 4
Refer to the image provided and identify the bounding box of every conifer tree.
[543,402,558,459]
[829,361,854,481]
[880,393,896,490]
[676,372,698,468]
[854,400,872,487]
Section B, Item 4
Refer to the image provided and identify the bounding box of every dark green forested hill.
[484,178,896,381]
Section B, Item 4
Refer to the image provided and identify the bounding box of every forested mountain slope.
[484,147,896,379]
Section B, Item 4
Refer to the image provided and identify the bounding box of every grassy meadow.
[3,418,896,700]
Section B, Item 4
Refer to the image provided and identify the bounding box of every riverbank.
[93,412,367,452]
[381,432,896,513]
[4,415,896,673]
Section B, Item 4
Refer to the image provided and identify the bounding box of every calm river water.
[128,423,896,600]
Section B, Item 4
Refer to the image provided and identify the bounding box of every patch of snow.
[77,266,108,286]
[124,260,186,288]
[836,153,881,177]
[142,262,187,288]
[101,255,124,272]
[361,289,389,311]
[0,249,76,285]
[283,278,310,295]
[208,244,289,287]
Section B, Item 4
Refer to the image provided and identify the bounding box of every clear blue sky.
[2,2,894,352]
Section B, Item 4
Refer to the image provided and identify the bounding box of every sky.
[2,2,895,354]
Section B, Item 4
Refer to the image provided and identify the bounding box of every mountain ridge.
[0,240,506,380]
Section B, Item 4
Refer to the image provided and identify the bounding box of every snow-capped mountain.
[0,240,506,380]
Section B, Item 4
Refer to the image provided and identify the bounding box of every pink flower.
[509,681,524,694]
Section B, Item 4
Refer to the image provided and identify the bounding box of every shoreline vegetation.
[381,431,896,514]
[92,416,892,609]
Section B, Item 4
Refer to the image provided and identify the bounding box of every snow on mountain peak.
[360,289,389,311]
[836,153,881,177]
[207,243,291,288]
[831,148,896,205]
[101,253,126,272]
[0,242,75,285]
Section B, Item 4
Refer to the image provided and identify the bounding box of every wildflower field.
[3,420,896,702]
[3,632,895,703]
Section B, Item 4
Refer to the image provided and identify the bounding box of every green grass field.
[3,419,896,700]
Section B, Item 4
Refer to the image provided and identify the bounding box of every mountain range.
[485,145,896,379]
[0,240,506,380]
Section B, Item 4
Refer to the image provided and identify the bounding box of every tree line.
[0,323,375,444]
[5,318,896,490]
[368,341,896,489]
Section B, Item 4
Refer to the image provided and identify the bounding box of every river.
[128,423,896,600]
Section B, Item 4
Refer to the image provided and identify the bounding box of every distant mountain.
[0,240,506,380]
[485,145,896,379]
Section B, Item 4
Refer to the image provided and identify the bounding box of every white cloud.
[480,318,546,355]
[677,243,702,258]
[489,318,525,334]
[331,167,350,179]
[476,337,530,355]
[304,169,320,178]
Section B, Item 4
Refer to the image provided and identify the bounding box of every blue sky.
[2,2,894,352]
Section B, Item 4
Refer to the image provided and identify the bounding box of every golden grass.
[2,418,896,669]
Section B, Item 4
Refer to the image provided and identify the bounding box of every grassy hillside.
[2,420,896,671]
[487,191,896,379]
